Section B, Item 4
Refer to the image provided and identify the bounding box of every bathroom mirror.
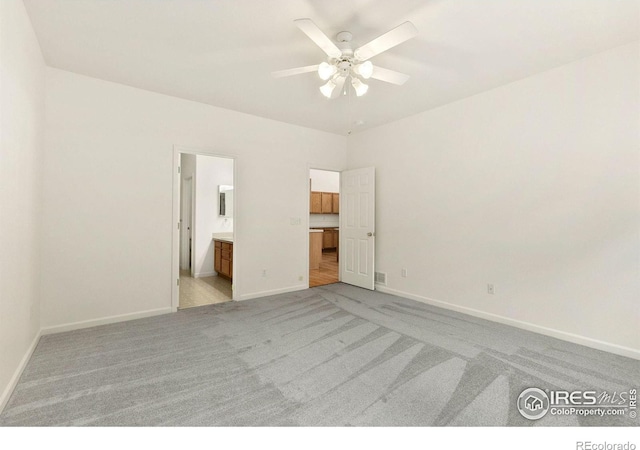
[219,185,234,218]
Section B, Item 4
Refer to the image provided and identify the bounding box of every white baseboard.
[376,285,640,361]
[235,285,307,302]
[40,307,173,335]
[0,329,41,414]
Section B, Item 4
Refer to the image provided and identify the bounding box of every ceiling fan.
[272,19,418,99]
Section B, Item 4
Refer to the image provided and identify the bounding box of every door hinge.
[177,222,180,230]
[178,166,181,174]
[177,278,180,286]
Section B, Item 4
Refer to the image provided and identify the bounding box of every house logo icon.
[525,395,543,411]
[517,388,550,420]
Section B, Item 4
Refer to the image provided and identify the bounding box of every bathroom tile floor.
[179,270,232,309]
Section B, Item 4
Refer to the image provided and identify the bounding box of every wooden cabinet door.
[322,230,332,249]
[309,232,322,269]
[321,192,333,213]
[322,229,338,249]
[215,248,221,272]
[310,192,322,214]
[214,241,222,272]
[221,258,231,277]
[332,193,339,213]
[214,240,233,279]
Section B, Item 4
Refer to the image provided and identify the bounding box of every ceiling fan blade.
[354,21,418,61]
[294,18,342,59]
[371,66,410,85]
[271,65,319,78]
[331,76,347,99]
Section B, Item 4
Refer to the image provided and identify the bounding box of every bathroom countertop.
[212,233,234,243]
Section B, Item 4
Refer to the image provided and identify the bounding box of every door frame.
[306,165,342,288]
[179,175,193,271]
[172,145,238,310]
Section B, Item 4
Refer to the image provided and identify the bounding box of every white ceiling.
[24,0,639,135]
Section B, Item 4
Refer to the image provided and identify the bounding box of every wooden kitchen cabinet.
[310,191,322,214]
[214,240,233,280]
[321,229,339,250]
[309,231,323,270]
[322,229,333,249]
[310,228,339,262]
[332,193,339,213]
[310,191,340,214]
[321,192,333,213]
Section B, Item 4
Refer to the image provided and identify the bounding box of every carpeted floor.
[1,283,638,426]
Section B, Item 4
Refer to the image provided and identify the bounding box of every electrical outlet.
[262,269,267,277]
[401,268,407,278]
[298,275,304,281]
[487,284,495,295]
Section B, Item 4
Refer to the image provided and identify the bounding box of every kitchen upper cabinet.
[310,192,322,214]
[332,193,339,213]
[310,191,339,214]
[321,192,333,213]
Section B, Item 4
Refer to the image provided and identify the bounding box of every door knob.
[367,232,373,237]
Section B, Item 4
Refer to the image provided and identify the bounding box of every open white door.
[340,167,375,290]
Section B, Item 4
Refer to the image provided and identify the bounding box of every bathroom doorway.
[173,150,235,309]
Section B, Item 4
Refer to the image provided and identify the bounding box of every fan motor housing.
[336,31,354,58]
[336,31,352,42]
[337,60,352,75]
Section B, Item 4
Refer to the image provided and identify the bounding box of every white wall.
[347,42,640,355]
[41,68,347,328]
[309,169,340,228]
[193,155,233,277]
[310,169,339,192]
[310,214,340,228]
[0,0,45,408]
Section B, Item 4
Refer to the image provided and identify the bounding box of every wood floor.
[309,250,339,287]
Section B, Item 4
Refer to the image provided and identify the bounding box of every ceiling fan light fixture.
[318,62,337,80]
[319,79,336,98]
[354,61,373,79]
[274,19,417,100]
[351,77,369,97]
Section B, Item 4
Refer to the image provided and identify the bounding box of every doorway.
[309,169,340,287]
[175,151,235,309]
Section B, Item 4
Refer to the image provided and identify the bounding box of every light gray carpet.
[1,283,638,426]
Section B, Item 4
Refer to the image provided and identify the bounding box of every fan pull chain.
[346,77,353,135]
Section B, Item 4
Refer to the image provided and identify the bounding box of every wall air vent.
[375,272,387,285]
